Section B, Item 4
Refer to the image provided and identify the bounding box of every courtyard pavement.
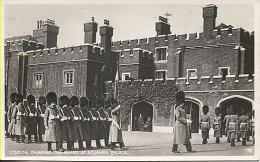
[4,131,254,157]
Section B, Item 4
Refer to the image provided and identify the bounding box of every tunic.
[226,115,238,140]
[223,115,230,137]
[173,104,191,145]
[200,114,210,139]
[59,106,74,142]
[71,108,84,141]
[7,103,16,134]
[12,103,26,135]
[90,108,99,140]
[37,105,46,135]
[109,105,123,143]
[25,106,38,135]
[97,107,107,140]
[238,115,249,139]
[213,115,222,137]
[44,105,62,142]
[80,107,92,142]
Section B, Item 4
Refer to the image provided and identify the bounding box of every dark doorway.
[219,97,252,135]
[184,100,200,133]
[132,101,153,132]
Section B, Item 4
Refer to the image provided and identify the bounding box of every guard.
[223,107,231,142]
[200,105,210,144]
[213,107,222,143]
[7,93,17,140]
[26,95,38,143]
[227,105,238,147]
[89,100,101,148]
[238,108,249,146]
[37,96,47,143]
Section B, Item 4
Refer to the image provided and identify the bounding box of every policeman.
[238,108,249,146]
[7,93,17,140]
[26,95,38,143]
[70,96,85,150]
[37,96,47,143]
[44,92,63,152]
[200,105,210,144]
[213,107,222,143]
[79,97,92,149]
[58,95,74,150]
[226,105,238,147]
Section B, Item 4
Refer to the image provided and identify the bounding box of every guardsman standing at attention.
[226,105,239,147]
[70,96,85,150]
[200,105,210,144]
[104,100,112,147]
[79,97,92,149]
[44,92,63,152]
[26,95,38,143]
[7,93,17,140]
[97,100,109,147]
[213,107,222,143]
[89,100,101,148]
[12,93,26,143]
[172,91,195,153]
[58,95,74,150]
[238,108,250,146]
[37,96,47,143]
[223,107,231,143]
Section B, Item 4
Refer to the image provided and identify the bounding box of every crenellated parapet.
[27,44,104,65]
[5,39,44,52]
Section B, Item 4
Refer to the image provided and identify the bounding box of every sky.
[4,3,254,47]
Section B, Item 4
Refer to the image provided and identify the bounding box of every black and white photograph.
[1,0,259,161]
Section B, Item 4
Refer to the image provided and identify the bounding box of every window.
[33,72,43,88]
[219,67,230,81]
[187,69,197,78]
[122,73,130,81]
[155,70,166,80]
[155,47,167,61]
[63,70,74,86]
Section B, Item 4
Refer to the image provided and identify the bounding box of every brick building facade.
[4,4,254,133]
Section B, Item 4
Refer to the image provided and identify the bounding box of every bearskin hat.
[70,96,79,107]
[202,105,209,114]
[215,107,221,116]
[27,95,35,105]
[80,97,88,108]
[16,93,23,104]
[59,95,69,107]
[230,105,236,115]
[176,91,185,106]
[39,96,46,106]
[10,93,17,103]
[46,92,57,105]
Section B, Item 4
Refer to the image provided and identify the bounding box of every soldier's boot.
[11,134,15,141]
[242,138,246,146]
[105,138,110,147]
[172,144,179,153]
[119,142,128,150]
[86,141,91,149]
[67,141,73,150]
[96,140,102,148]
[21,135,25,143]
[79,141,85,150]
[111,142,116,150]
[56,141,60,151]
[28,135,32,143]
[202,138,207,144]
[237,138,241,142]
[186,143,196,152]
[59,141,64,152]
[216,137,220,143]
[16,135,21,143]
[39,134,43,143]
[247,137,250,141]
[34,134,38,143]
[48,142,53,151]
[227,137,231,143]
[231,139,235,147]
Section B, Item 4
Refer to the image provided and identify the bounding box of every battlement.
[105,74,254,92]
[27,44,104,65]
[5,39,43,52]
[112,27,253,51]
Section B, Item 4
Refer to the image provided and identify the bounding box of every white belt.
[241,123,247,125]
[202,122,208,123]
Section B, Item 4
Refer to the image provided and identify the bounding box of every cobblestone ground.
[4,131,254,157]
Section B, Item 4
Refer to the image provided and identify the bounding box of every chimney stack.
[155,16,171,36]
[203,4,217,37]
[84,17,98,44]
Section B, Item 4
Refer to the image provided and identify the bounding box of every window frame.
[63,70,74,87]
[155,46,168,63]
[122,72,131,81]
[218,67,230,76]
[187,69,197,79]
[155,70,167,80]
[33,72,43,89]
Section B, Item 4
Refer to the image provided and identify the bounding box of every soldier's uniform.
[79,97,92,149]
[25,95,38,143]
[238,110,249,146]
[226,105,239,147]
[58,95,74,150]
[213,107,222,143]
[7,93,17,140]
[104,101,112,147]
[172,91,195,153]
[200,105,210,144]
[70,96,84,149]
[37,96,46,143]
[89,100,101,148]
[97,100,109,147]
[223,107,231,142]
[44,92,63,152]
[12,94,26,143]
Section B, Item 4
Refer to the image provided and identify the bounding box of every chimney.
[155,16,171,36]
[203,4,217,37]
[33,19,59,48]
[84,17,98,44]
